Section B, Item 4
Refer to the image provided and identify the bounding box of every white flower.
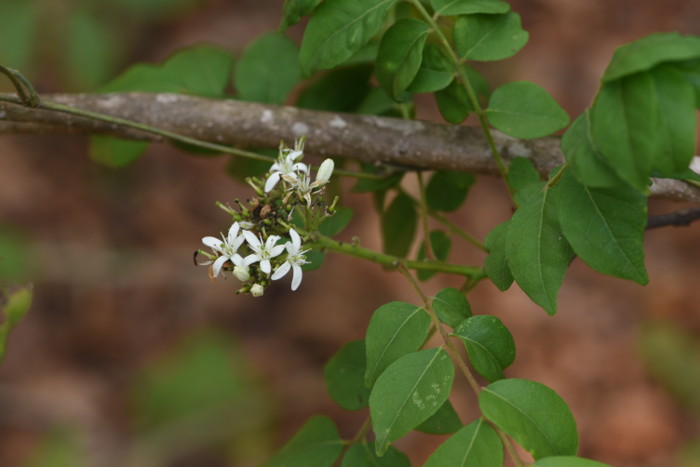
[271,229,309,291]
[202,222,247,279]
[288,164,332,207]
[265,139,308,193]
[242,230,286,275]
[250,284,265,297]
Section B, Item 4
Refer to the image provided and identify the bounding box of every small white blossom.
[287,164,333,207]
[250,284,265,297]
[265,139,308,193]
[316,158,335,184]
[202,222,247,279]
[271,229,309,291]
[242,230,286,275]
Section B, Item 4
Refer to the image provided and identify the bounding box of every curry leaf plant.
[3,0,700,465]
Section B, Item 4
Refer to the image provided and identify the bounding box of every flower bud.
[233,265,250,282]
[250,284,265,297]
[315,158,335,184]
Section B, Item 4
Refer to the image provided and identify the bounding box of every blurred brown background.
[1,1,700,466]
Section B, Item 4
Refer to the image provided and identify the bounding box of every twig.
[647,207,700,229]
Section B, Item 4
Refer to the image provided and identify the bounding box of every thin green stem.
[398,264,481,394]
[410,1,512,195]
[495,424,526,467]
[430,211,486,252]
[545,163,568,189]
[347,416,372,446]
[0,65,39,107]
[310,233,484,279]
[416,171,435,259]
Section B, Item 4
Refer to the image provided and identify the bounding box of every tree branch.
[1,92,699,203]
[647,207,700,229]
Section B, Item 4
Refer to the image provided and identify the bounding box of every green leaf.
[602,32,700,82]
[299,0,399,75]
[319,207,354,237]
[639,321,700,415]
[534,457,612,467]
[432,287,472,328]
[435,78,471,123]
[424,419,503,467]
[131,333,269,432]
[0,226,31,282]
[376,19,431,100]
[479,378,578,459]
[89,137,149,168]
[416,399,462,434]
[453,12,529,61]
[590,73,658,190]
[101,44,234,96]
[365,302,431,387]
[22,429,86,467]
[507,157,541,193]
[0,286,33,364]
[324,340,370,411]
[0,1,35,72]
[426,171,475,212]
[417,230,452,281]
[505,184,573,315]
[432,0,510,16]
[484,221,514,291]
[382,193,417,257]
[301,249,325,271]
[453,315,515,382]
[407,43,454,93]
[280,0,323,30]
[65,8,117,90]
[234,32,301,104]
[356,86,401,116]
[262,415,343,467]
[649,65,697,176]
[673,59,700,107]
[486,81,569,139]
[370,348,454,455]
[341,443,410,467]
[561,110,622,188]
[557,171,648,284]
[297,65,373,112]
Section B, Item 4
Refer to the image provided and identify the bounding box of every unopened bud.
[233,265,250,281]
[316,158,334,184]
[250,284,265,297]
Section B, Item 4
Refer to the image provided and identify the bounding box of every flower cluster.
[196,138,335,296]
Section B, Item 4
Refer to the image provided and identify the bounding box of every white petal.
[243,253,259,265]
[243,230,261,249]
[260,259,271,274]
[212,255,229,278]
[269,244,286,258]
[271,261,291,281]
[293,162,308,173]
[289,228,301,251]
[264,172,281,192]
[227,222,240,241]
[291,264,303,291]
[202,236,224,252]
[265,235,281,249]
[288,149,303,161]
